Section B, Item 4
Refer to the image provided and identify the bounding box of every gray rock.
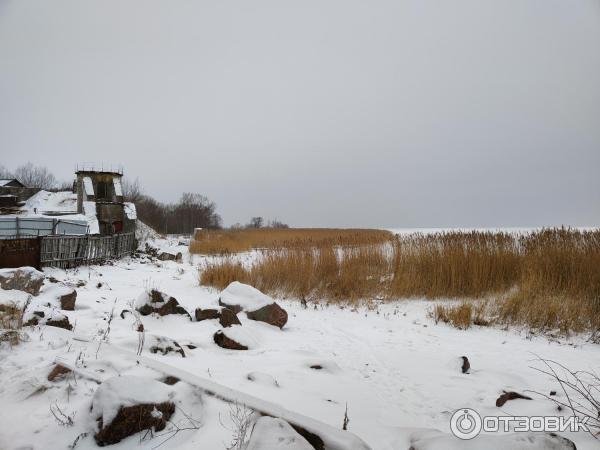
[0,267,45,296]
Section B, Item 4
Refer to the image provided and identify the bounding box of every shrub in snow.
[23,307,72,330]
[219,282,288,329]
[195,306,240,327]
[0,298,27,347]
[0,267,45,296]
[135,289,191,319]
[247,417,315,450]
[92,376,175,446]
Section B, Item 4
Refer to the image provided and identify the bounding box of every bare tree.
[53,180,75,192]
[13,163,56,189]
[267,219,289,228]
[0,165,13,179]
[132,191,222,234]
[122,177,143,203]
[247,217,264,229]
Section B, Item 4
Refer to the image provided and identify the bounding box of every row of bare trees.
[2,163,288,234]
[0,163,70,190]
[230,217,289,229]
[122,178,222,234]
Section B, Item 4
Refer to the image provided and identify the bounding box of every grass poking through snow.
[196,228,600,333]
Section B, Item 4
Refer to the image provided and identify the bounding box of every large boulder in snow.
[158,251,183,262]
[23,308,72,330]
[0,288,31,311]
[214,329,247,350]
[213,325,257,350]
[247,417,316,450]
[135,289,191,319]
[195,306,240,327]
[247,304,288,329]
[0,267,44,296]
[58,288,77,311]
[92,376,175,446]
[219,282,288,328]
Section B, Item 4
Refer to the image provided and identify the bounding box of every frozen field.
[0,237,598,450]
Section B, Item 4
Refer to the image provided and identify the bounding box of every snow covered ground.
[0,239,599,450]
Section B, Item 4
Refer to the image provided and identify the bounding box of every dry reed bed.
[197,228,600,333]
[190,228,394,255]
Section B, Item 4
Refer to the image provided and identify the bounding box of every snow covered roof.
[9,190,99,235]
[25,190,77,214]
[0,179,24,187]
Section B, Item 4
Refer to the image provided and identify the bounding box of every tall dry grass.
[390,232,522,298]
[190,228,394,255]
[0,302,26,347]
[197,228,600,333]
[497,228,600,332]
[200,245,392,300]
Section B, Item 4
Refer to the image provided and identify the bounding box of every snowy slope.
[0,242,598,450]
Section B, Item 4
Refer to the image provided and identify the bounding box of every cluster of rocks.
[144,243,183,262]
[91,376,176,446]
[0,267,78,331]
[2,269,302,447]
[132,282,288,352]
[2,267,287,354]
[135,289,192,319]
[69,371,321,447]
[206,282,288,350]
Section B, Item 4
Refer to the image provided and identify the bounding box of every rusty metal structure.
[0,165,137,269]
[76,167,135,235]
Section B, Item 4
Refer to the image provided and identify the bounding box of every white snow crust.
[220,281,274,312]
[92,376,174,426]
[247,416,314,450]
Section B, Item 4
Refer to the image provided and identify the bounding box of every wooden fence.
[0,237,41,269]
[39,232,136,268]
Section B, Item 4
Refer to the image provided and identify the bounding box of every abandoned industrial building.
[0,167,137,269]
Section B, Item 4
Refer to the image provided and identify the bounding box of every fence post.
[15,216,19,237]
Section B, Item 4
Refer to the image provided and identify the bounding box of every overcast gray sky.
[1,0,599,228]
